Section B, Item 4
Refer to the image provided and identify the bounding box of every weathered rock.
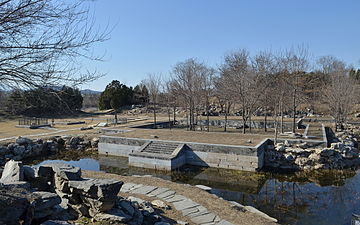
[0,145,10,155]
[93,208,132,223]
[81,195,115,213]
[40,163,81,181]
[1,181,31,189]
[33,191,61,219]
[91,137,99,148]
[68,178,122,199]
[23,165,37,180]
[0,187,33,225]
[118,199,135,216]
[16,137,32,145]
[151,200,170,210]
[13,145,26,156]
[40,220,71,225]
[320,149,335,157]
[0,160,24,183]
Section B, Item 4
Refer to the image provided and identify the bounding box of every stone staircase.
[128,141,187,170]
[140,142,180,155]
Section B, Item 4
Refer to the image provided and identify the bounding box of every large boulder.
[0,160,24,183]
[33,191,62,219]
[68,178,123,200]
[39,163,81,181]
[16,137,32,145]
[0,187,34,225]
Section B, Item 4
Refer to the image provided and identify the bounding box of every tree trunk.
[206,100,210,132]
[249,114,252,133]
[168,105,171,130]
[173,105,176,122]
[114,110,118,127]
[153,102,157,129]
[264,111,267,132]
[242,107,246,134]
[224,101,228,132]
[280,102,284,134]
[292,88,296,133]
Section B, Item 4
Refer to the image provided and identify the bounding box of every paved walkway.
[120,182,234,225]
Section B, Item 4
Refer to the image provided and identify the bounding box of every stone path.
[120,182,234,225]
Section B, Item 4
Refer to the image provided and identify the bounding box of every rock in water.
[0,160,24,183]
[39,163,81,181]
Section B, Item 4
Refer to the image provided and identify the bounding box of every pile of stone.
[265,134,360,171]
[0,160,170,225]
[0,136,99,166]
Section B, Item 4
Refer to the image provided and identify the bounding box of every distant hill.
[81,89,101,95]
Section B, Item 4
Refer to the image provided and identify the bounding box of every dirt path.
[83,170,279,225]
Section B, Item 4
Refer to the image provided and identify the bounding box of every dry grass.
[83,170,278,225]
[111,128,272,146]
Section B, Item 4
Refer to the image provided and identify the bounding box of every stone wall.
[98,136,272,171]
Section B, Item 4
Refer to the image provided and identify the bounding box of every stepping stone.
[130,185,157,195]
[162,193,176,200]
[146,187,169,197]
[215,220,234,225]
[156,190,176,199]
[214,216,221,223]
[128,184,143,192]
[182,206,200,216]
[165,194,187,203]
[191,213,216,224]
[173,199,199,211]
[120,183,137,193]
[187,205,208,218]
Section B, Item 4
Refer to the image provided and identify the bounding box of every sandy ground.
[82,170,278,225]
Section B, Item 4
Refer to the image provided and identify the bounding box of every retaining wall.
[98,135,272,171]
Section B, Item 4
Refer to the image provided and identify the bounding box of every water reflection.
[36,154,360,225]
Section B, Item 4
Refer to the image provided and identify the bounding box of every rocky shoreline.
[265,129,360,171]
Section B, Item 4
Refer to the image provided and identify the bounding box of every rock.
[151,200,170,210]
[33,191,62,219]
[195,184,212,191]
[41,220,72,225]
[23,165,37,180]
[296,142,308,149]
[0,187,33,225]
[0,145,10,155]
[93,208,132,223]
[68,178,123,199]
[118,199,135,216]
[16,137,32,145]
[320,149,335,157]
[81,195,115,213]
[0,160,24,183]
[154,223,170,225]
[244,206,278,222]
[13,145,26,156]
[91,138,99,148]
[1,181,31,189]
[41,163,81,181]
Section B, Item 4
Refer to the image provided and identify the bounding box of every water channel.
[33,153,360,225]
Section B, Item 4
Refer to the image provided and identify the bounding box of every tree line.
[131,48,360,134]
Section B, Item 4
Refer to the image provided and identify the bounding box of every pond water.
[38,154,360,225]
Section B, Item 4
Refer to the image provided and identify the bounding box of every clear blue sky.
[80,0,360,91]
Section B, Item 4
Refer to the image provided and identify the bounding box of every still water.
[37,155,360,225]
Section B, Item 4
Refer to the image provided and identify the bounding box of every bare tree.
[323,71,358,131]
[171,58,213,131]
[219,49,267,134]
[142,73,162,128]
[277,46,309,133]
[0,0,109,89]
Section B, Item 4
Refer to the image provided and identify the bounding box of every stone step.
[141,142,180,155]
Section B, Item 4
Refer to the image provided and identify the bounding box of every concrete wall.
[98,136,146,157]
[129,153,187,170]
[99,135,270,171]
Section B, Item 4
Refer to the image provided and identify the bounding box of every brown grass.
[111,128,272,146]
